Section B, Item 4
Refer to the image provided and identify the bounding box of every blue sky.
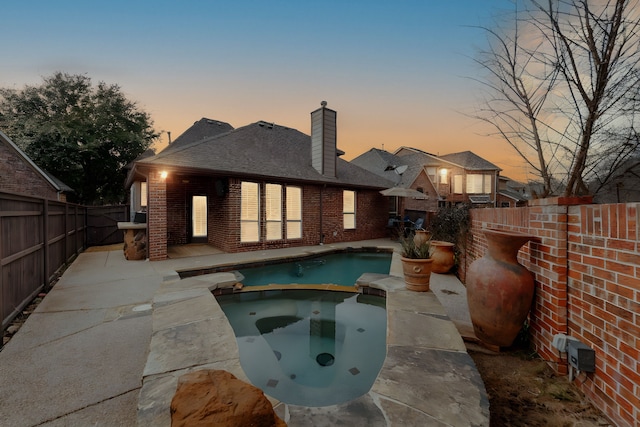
[2,0,529,179]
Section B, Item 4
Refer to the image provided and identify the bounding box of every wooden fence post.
[43,199,50,291]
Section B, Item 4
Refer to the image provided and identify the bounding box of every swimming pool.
[237,251,392,287]
[216,289,387,406]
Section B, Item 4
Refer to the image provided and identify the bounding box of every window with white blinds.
[241,182,259,242]
[343,190,356,229]
[140,182,147,207]
[265,184,282,240]
[286,186,302,239]
[192,196,207,237]
[454,175,463,194]
[466,174,492,194]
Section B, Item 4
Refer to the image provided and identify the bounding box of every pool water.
[238,251,391,287]
[216,289,387,406]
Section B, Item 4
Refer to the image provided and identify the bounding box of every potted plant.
[428,204,471,274]
[399,237,433,291]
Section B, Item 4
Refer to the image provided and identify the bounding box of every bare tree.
[474,0,640,197]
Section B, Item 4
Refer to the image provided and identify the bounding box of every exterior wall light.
[160,171,168,180]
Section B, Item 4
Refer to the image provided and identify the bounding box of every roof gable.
[438,151,501,171]
[0,130,70,193]
[160,118,234,154]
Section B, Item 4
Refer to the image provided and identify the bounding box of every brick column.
[148,170,167,260]
[527,196,592,374]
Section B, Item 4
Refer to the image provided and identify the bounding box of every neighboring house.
[0,130,73,201]
[126,103,395,260]
[497,176,529,207]
[351,147,502,223]
[589,158,640,203]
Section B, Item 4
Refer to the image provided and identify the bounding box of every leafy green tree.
[0,72,158,204]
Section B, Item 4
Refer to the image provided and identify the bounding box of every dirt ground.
[468,344,613,427]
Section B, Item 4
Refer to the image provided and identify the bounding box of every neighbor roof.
[136,121,394,189]
[0,130,73,194]
[438,151,501,171]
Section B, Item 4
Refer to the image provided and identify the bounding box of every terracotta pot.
[401,257,433,292]
[413,230,431,246]
[466,228,535,347]
[429,240,455,274]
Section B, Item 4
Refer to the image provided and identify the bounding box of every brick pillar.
[527,196,592,374]
[148,170,167,260]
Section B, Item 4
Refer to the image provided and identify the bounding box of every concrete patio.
[0,240,488,426]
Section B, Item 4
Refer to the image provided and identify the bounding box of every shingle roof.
[438,151,501,171]
[140,122,394,189]
[499,188,528,202]
[160,118,234,154]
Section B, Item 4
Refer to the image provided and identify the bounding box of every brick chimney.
[310,101,337,177]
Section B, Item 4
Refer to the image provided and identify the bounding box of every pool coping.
[137,244,489,426]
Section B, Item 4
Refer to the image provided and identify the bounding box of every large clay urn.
[429,241,455,274]
[466,228,535,347]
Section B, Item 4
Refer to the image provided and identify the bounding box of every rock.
[170,369,286,427]
[122,229,147,260]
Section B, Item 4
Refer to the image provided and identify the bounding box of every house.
[0,130,73,201]
[125,103,396,260]
[497,176,529,207]
[351,147,502,223]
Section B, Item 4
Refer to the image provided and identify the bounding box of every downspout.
[494,171,499,207]
[319,185,324,244]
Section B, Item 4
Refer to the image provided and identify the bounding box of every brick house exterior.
[127,104,395,260]
[0,130,71,201]
[351,147,503,225]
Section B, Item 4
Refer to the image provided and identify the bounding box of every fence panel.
[1,192,87,331]
[86,205,129,247]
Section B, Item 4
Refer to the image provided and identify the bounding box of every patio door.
[190,195,207,243]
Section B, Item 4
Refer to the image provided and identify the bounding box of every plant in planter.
[399,237,433,291]
[427,204,471,274]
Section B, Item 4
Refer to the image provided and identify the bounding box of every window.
[426,167,437,182]
[343,190,356,229]
[466,174,492,194]
[140,182,147,207]
[192,196,207,238]
[439,168,448,183]
[286,186,302,239]
[265,184,282,240]
[241,182,259,242]
[454,175,463,194]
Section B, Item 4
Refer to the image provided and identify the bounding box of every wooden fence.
[86,205,129,246]
[0,191,129,331]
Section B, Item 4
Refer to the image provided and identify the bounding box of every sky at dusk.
[2,0,532,181]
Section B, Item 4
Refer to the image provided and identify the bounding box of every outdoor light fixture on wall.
[160,171,168,180]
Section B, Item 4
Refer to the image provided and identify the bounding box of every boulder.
[122,229,146,260]
[170,369,286,427]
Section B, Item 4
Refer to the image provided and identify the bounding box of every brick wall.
[0,139,61,201]
[216,181,389,251]
[464,198,639,426]
[148,172,390,257]
[567,203,640,426]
